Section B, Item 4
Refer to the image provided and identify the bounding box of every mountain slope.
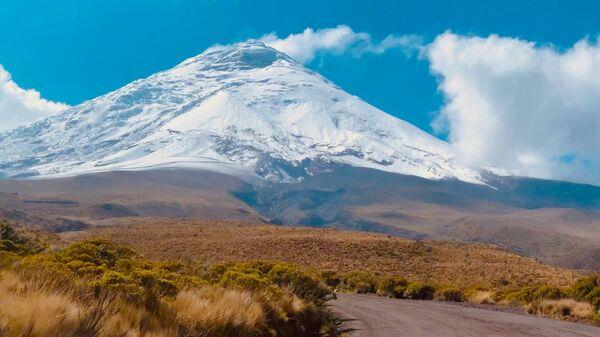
[2,167,598,270]
[0,41,482,183]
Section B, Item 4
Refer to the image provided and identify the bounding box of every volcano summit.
[0,41,482,183]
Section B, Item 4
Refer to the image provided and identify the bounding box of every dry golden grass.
[0,272,82,337]
[80,218,578,288]
[0,267,328,337]
[528,299,595,321]
[173,288,267,336]
[0,271,175,337]
[466,290,496,305]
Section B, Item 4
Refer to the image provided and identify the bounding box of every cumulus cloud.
[260,25,422,64]
[427,32,600,185]
[0,65,68,132]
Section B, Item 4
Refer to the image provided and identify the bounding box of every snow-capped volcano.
[0,41,483,183]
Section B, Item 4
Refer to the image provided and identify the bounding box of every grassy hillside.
[3,168,599,271]
[0,221,340,337]
[3,217,600,334]
[81,218,578,288]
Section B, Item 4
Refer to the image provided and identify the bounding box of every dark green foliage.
[377,276,408,298]
[0,222,25,243]
[504,286,567,304]
[534,286,567,301]
[267,264,330,302]
[434,287,465,302]
[219,269,270,290]
[570,274,600,301]
[0,221,42,256]
[0,239,28,255]
[584,286,600,311]
[320,270,341,288]
[209,261,332,302]
[0,251,19,268]
[58,239,135,268]
[404,283,435,300]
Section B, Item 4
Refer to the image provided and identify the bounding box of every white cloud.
[0,65,68,132]
[427,32,600,185]
[259,25,422,64]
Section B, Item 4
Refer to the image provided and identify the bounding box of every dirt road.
[331,293,600,337]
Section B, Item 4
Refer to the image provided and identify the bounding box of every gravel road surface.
[331,293,600,337]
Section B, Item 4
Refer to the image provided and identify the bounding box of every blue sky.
[1,0,598,133]
[1,0,599,185]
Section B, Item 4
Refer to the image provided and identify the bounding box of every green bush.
[14,239,206,312]
[0,238,338,337]
[501,285,566,305]
[207,261,331,302]
[584,286,600,311]
[377,276,408,298]
[434,287,465,302]
[320,270,341,288]
[0,222,26,244]
[404,282,435,300]
[504,286,537,304]
[89,270,142,299]
[0,251,19,268]
[534,286,566,301]
[342,271,378,294]
[219,270,270,290]
[57,239,135,268]
[570,275,600,300]
[267,264,330,302]
[0,239,28,255]
[0,222,42,255]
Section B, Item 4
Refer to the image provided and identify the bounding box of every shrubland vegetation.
[1,219,599,336]
[319,267,600,324]
[0,221,339,337]
[86,219,577,289]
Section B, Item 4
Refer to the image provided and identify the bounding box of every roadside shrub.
[172,288,267,336]
[434,287,465,302]
[527,299,594,321]
[341,272,378,294]
[377,276,408,298]
[404,282,435,300]
[0,284,83,337]
[584,286,600,311]
[534,286,566,301]
[267,264,330,302]
[219,270,270,290]
[504,286,537,304]
[0,239,336,337]
[498,285,566,305]
[566,275,600,313]
[210,262,330,303]
[465,289,495,304]
[570,274,600,300]
[320,270,341,288]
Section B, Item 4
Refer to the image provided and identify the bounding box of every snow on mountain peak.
[176,41,295,73]
[0,42,484,184]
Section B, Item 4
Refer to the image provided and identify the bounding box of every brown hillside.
[79,218,578,288]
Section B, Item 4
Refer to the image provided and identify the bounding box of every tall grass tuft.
[173,288,266,337]
[528,299,594,321]
[0,226,338,337]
